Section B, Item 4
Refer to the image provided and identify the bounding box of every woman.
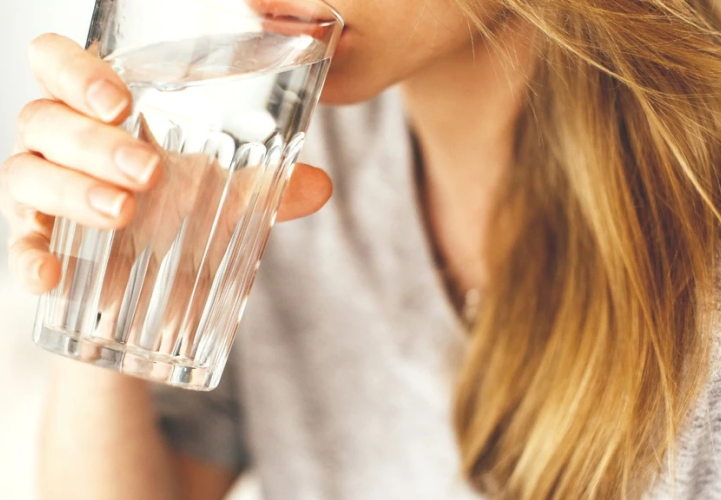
[3,0,721,499]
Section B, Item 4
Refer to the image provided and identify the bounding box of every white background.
[0,1,257,498]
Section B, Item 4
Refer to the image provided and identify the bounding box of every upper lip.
[249,0,344,27]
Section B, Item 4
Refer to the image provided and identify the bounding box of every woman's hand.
[0,33,333,296]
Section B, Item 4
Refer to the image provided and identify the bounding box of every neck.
[401,24,534,292]
[401,24,533,182]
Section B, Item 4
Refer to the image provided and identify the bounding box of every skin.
[0,0,533,498]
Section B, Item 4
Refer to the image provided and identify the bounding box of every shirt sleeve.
[150,355,252,473]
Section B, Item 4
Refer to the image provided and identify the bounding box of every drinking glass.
[33,0,343,390]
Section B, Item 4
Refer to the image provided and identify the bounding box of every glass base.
[35,325,218,391]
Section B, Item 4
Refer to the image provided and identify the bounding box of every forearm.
[39,359,177,500]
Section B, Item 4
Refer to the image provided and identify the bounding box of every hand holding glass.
[33,0,343,390]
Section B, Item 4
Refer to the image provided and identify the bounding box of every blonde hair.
[454,1,721,498]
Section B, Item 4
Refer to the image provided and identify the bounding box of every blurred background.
[0,2,96,497]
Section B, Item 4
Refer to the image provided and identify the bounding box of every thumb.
[276,163,333,222]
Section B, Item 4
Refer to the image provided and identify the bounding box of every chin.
[318,68,393,106]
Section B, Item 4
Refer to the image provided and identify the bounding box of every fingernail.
[86,79,129,122]
[88,186,129,218]
[115,144,160,184]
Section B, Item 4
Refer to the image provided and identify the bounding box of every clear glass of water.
[33,0,343,390]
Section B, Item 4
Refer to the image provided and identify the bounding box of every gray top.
[153,90,721,500]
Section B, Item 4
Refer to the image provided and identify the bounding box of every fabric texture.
[152,90,721,500]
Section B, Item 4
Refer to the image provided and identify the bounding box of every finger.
[17,99,161,189]
[28,33,131,123]
[1,153,136,229]
[276,163,333,222]
[8,231,61,295]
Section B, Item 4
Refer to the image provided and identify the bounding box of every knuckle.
[0,153,30,214]
[8,235,26,258]
[16,99,53,143]
[0,153,31,197]
[7,236,38,280]
[0,152,29,182]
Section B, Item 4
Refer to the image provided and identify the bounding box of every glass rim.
[307,0,344,27]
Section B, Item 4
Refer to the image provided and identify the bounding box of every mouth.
[248,0,344,26]
[249,0,349,59]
